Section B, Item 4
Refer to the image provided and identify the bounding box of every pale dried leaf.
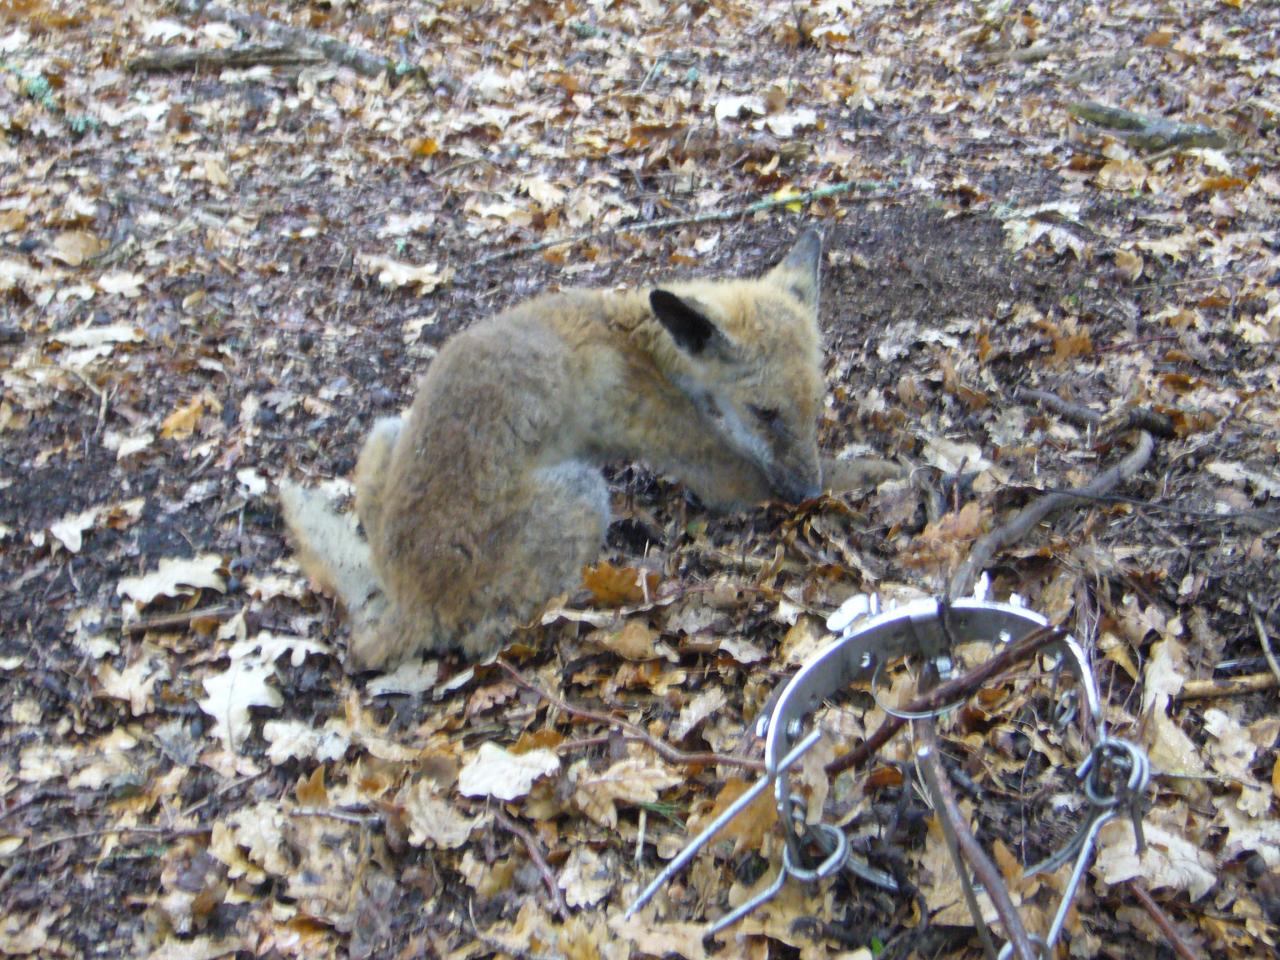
[457,743,560,800]
[608,914,709,960]
[262,719,351,764]
[1218,802,1280,868]
[222,800,291,876]
[573,757,680,828]
[402,779,481,849]
[1140,635,1187,716]
[1204,708,1270,815]
[358,254,454,293]
[366,659,440,696]
[117,553,226,606]
[669,687,727,741]
[97,655,167,716]
[97,271,144,296]
[1205,460,1280,498]
[50,230,107,266]
[713,94,766,123]
[1095,817,1216,900]
[198,656,282,751]
[558,846,613,908]
[49,506,99,553]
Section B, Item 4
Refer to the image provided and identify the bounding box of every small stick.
[1016,387,1101,427]
[492,807,570,920]
[1127,880,1200,960]
[1017,389,1175,439]
[1176,673,1278,700]
[555,735,612,754]
[470,180,898,270]
[496,659,764,771]
[128,43,323,72]
[949,431,1154,599]
[1067,101,1233,153]
[1247,594,1280,686]
[980,42,1075,65]
[123,604,236,634]
[172,0,425,82]
[825,625,1063,777]
[293,808,379,825]
[917,723,1039,960]
[26,824,209,855]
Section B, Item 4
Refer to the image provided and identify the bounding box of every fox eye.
[749,405,780,425]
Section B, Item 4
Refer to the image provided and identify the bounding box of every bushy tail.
[277,479,381,615]
[278,416,413,671]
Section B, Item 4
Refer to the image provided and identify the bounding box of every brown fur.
[282,231,884,669]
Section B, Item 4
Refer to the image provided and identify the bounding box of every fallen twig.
[1127,880,1199,960]
[123,603,236,635]
[1017,388,1175,439]
[1176,673,1279,700]
[293,807,379,825]
[128,43,323,73]
[949,431,1155,599]
[1017,387,1101,427]
[1247,594,1280,687]
[495,659,765,772]
[1068,100,1233,153]
[825,624,1063,777]
[470,180,898,270]
[492,807,570,920]
[173,0,423,82]
[979,42,1075,66]
[26,823,208,855]
[917,721,1039,960]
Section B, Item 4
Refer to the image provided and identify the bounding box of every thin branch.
[917,721,1039,960]
[949,431,1154,599]
[825,624,1063,777]
[995,487,1279,530]
[1017,388,1175,439]
[293,807,379,825]
[172,0,425,83]
[1068,100,1233,153]
[979,42,1075,66]
[26,824,209,855]
[470,180,898,270]
[1127,880,1199,960]
[1016,387,1100,427]
[492,807,570,920]
[1247,594,1280,687]
[495,659,765,771]
[128,43,323,72]
[123,603,236,635]
[1176,673,1278,700]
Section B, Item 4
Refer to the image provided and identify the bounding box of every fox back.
[283,231,828,669]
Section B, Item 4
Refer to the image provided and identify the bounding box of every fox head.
[650,229,825,504]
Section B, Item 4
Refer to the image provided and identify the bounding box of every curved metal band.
[764,598,1102,869]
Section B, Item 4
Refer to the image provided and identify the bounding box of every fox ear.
[767,228,822,311]
[650,289,725,356]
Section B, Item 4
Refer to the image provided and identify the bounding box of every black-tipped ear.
[650,289,720,355]
[768,228,822,310]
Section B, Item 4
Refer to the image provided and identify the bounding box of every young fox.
[282,230,870,669]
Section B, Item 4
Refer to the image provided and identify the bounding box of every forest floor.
[1,1,1279,958]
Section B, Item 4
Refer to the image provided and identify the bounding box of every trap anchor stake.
[625,583,1151,954]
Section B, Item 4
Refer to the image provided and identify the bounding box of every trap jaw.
[626,586,1150,956]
